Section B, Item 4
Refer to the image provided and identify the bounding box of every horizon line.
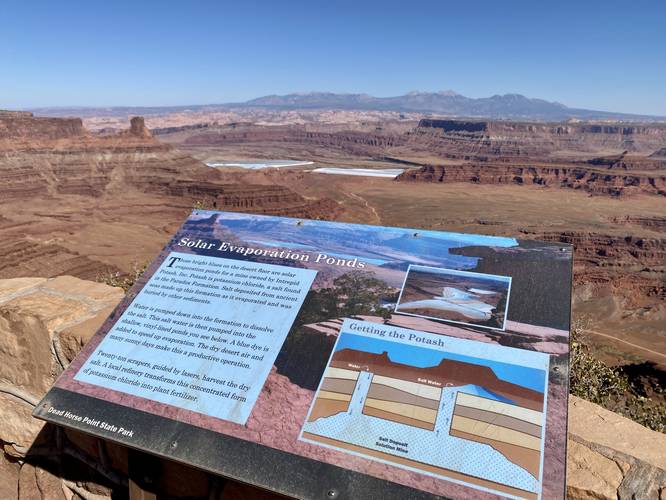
[0,89,659,118]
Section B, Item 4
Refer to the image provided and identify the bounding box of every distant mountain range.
[236,91,662,121]
[28,91,665,122]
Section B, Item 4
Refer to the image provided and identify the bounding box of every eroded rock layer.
[160,117,666,197]
[395,164,666,197]
[415,119,666,156]
[0,113,339,280]
[0,112,84,142]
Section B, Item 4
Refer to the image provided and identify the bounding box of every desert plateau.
[156,110,666,367]
[1,103,665,498]
[2,107,664,366]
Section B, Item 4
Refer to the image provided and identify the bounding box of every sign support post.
[128,450,159,500]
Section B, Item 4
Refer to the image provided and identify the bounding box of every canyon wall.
[0,113,85,142]
[0,113,339,281]
[178,123,409,157]
[396,164,666,197]
[0,112,338,213]
[160,119,666,193]
[415,119,666,156]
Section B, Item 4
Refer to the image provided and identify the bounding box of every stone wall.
[0,276,663,499]
[567,396,666,499]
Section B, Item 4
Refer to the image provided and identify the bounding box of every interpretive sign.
[75,253,316,425]
[35,211,572,500]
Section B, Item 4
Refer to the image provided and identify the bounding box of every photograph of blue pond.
[396,266,512,330]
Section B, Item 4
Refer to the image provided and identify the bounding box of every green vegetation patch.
[570,327,665,433]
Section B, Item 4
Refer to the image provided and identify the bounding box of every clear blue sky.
[2,0,665,114]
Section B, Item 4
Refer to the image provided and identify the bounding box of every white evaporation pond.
[205,160,314,169]
[312,167,404,178]
[399,286,495,320]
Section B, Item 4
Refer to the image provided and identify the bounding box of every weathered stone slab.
[18,463,67,500]
[567,440,624,499]
[568,395,666,499]
[0,277,123,450]
[569,396,666,470]
[0,452,20,500]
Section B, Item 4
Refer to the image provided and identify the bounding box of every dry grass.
[571,322,665,432]
[96,262,147,292]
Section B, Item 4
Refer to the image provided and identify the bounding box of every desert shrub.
[193,199,216,210]
[570,327,628,404]
[293,271,394,326]
[570,325,666,433]
[617,393,666,432]
[96,262,147,292]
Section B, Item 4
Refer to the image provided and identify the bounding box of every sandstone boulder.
[0,276,123,451]
[0,452,20,499]
[18,463,67,500]
[567,440,625,499]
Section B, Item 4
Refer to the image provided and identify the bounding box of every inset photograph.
[396,266,511,330]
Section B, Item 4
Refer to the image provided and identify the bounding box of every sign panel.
[301,320,550,499]
[74,253,316,425]
[35,211,572,500]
